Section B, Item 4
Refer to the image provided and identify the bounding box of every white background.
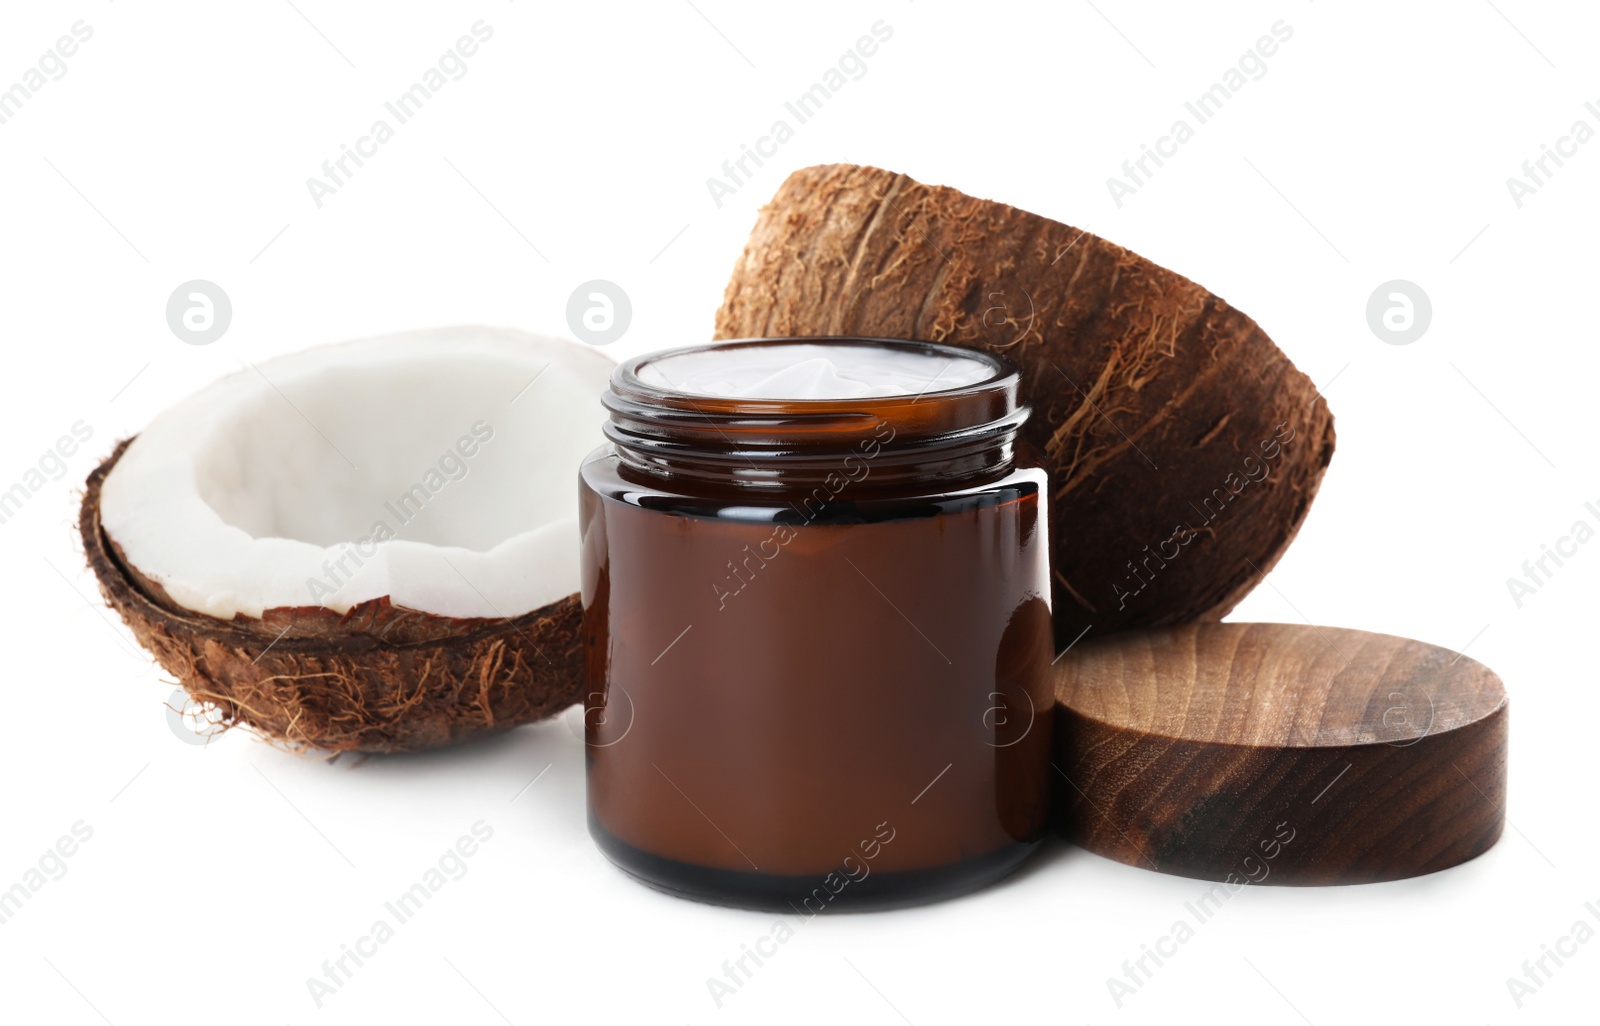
[1,1,1595,1023]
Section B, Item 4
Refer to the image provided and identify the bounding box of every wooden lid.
[1053,622,1508,884]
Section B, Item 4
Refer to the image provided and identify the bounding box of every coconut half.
[716,165,1337,648]
[82,326,613,752]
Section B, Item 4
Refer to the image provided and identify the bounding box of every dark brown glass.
[578,338,1053,910]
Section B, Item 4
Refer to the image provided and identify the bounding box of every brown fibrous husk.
[715,164,1336,646]
[81,439,585,753]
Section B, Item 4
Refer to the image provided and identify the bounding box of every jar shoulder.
[580,444,1046,521]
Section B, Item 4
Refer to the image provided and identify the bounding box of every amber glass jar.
[578,338,1053,910]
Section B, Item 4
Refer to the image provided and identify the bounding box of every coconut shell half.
[82,439,584,753]
[715,164,1336,646]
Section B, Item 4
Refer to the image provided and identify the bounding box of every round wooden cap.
[1053,622,1508,884]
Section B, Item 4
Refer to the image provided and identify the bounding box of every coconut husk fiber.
[81,439,585,753]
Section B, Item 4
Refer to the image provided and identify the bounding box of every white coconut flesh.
[99,327,614,622]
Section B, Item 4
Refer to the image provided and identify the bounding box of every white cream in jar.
[636,341,995,400]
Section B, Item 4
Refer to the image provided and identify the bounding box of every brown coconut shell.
[81,439,585,753]
[715,164,1335,646]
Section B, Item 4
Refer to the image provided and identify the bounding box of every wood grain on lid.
[1054,622,1508,885]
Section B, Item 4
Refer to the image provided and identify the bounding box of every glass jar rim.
[601,338,1029,493]
[613,336,1014,412]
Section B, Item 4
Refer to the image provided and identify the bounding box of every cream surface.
[638,343,993,400]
